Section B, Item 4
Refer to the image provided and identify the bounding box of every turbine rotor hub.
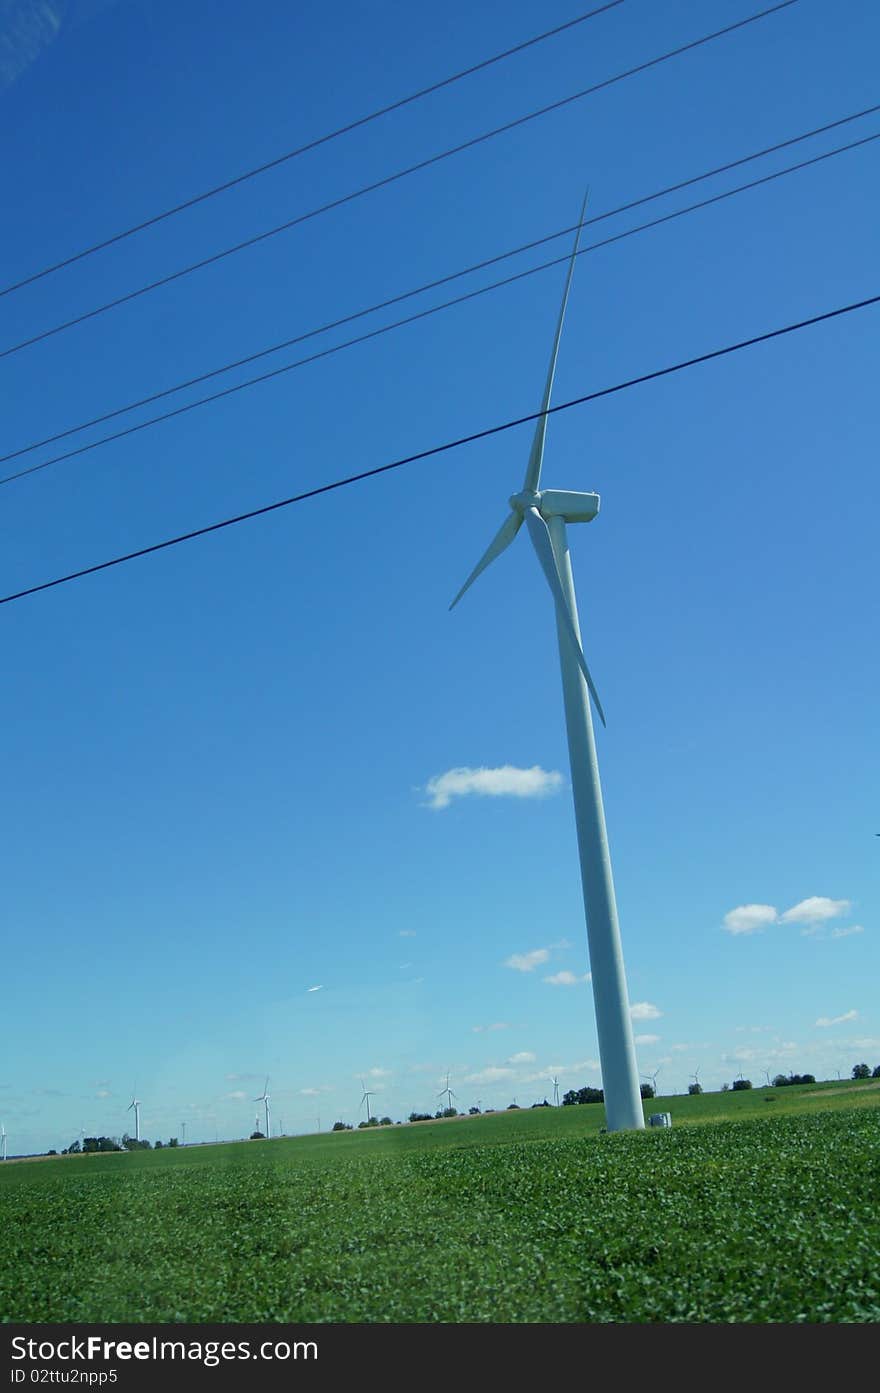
[509,489,541,516]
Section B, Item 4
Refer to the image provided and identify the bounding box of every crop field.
[2,1083,878,1323]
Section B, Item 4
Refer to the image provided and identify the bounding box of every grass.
[1,1081,878,1322]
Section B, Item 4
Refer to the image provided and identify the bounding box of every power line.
[0,3,625,300]
[0,1,798,361]
[4,119,875,489]
[2,288,875,609]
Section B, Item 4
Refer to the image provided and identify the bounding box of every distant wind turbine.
[643,1067,661,1097]
[437,1071,457,1113]
[254,1078,271,1138]
[180,1120,187,1146]
[360,1079,374,1123]
[551,1075,560,1107]
[690,1068,701,1093]
[127,1089,141,1142]
[449,191,644,1133]
[0,1122,6,1161]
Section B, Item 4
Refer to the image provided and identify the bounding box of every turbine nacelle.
[508,488,600,524]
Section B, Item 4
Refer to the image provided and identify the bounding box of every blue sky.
[1,0,877,1153]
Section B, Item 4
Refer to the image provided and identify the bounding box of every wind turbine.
[359,1079,374,1123]
[180,1120,187,1146]
[254,1078,271,1138]
[1,1122,6,1161]
[690,1068,701,1093]
[437,1071,457,1113]
[450,192,644,1132]
[643,1067,661,1098]
[127,1089,141,1142]
[551,1075,561,1107]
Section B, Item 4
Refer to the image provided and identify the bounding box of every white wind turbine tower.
[551,1075,561,1107]
[359,1079,375,1123]
[450,193,644,1133]
[180,1120,187,1146]
[254,1078,271,1138]
[1,1122,6,1161]
[127,1089,141,1142]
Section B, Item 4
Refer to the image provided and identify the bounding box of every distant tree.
[331,1121,353,1131]
[154,1139,164,1149]
[468,1106,481,1115]
[441,1107,458,1119]
[408,1112,433,1123]
[852,1063,871,1080]
[688,1083,703,1096]
[531,1099,551,1108]
[506,1103,520,1110]
[67,1139,81,1154]
[168,1137,179,1147]
[873,1066,880,1079]
[562,1090,579,1107]
[721,1083,730,1092]
[47,1149,57,1156]
[250,1130,266,1140]
[640,1084,655,1100]
[379,1116,393,1126]
[732,1079,753,1091]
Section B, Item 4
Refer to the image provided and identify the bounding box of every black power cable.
[0,1,799,361]
[4,123,876,489]
[2,288,875,609]
[0,3,625,300]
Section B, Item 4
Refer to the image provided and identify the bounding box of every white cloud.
[423,764,563,811]
[544,970,590,986]
[96,1089,111,1099]
[505,948,550,973]
[631,1002,662,1020]
[464,1066,515,1085]
[307,985,323,993]
[722,903,778,935]
[225,1090,247,1100]
[507,1052,536,1064]
[366,1068,391,1079]
[816,1009,858,1027]
[831,924,864,939]
[634,1034,661,1045]
[780,896,850,925]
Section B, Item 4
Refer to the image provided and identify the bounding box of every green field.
[2,1081,878,1322]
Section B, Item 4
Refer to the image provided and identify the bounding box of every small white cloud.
[507,1052,536,1064]
[634,1034,661,1045]
[780,896,850,925]
[722,903,778,935]
[366,1068,390,1079]
[423,764,563,811]
[505,948,550,973]
[307,985,323,993]
[831,924,864,939]
[816,1009,858,1027]
[96,1089,111,1099]
[225,1090,247,1100]
[464,1066,515,1085]
[631,1002,662,1020]
[544,970,590,986]
[299,1088,322,1097]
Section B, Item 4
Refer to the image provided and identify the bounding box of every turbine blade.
[524,508,606,727]
[449,511,521,610]
[523,188,589,494]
